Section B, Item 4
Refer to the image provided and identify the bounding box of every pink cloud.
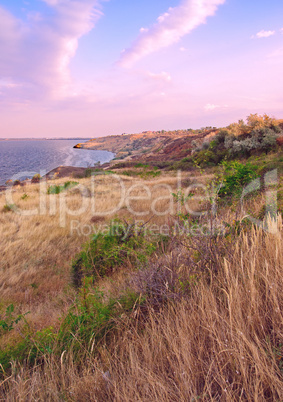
[147,71,172,82]
[119,0,226,68]
[204,103,228,111]
[0,1,103,101]
[255,30,275,39]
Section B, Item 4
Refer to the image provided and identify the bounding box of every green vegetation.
[47,181,78,194]
[0,114,282,399]
[57,282,145,356]
[0,285,145,375]
[0,304,29,334]
[168,114,282,170]
[121,168,161,179]
[219,161,259,197]
[72,220,164,287]
[2,204,15,212]
[84,167,93,178]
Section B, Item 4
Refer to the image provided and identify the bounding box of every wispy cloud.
[119,0,226,68]
[204,103,228,111]
[254,29,275,39]
[0,1,103,100]
[205,103,220,111]
[147,71,172,82]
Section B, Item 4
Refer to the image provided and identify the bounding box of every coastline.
[0,162,112,192]
[0,140,115,190]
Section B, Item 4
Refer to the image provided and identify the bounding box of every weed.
[0,304,29,334]
[47,181,78,194]
[71,220,163,287]
[172,190,194,206]
[2,204,15,212]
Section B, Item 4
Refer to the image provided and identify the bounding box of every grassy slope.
[0,124,282,399]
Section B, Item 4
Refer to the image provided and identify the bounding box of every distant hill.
[74,115,283,164]
[74,128,218,162]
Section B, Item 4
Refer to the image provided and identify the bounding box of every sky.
[0,0,283,138]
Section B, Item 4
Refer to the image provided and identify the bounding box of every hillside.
[74,128,218,162]
[75,115,283,165]
[0,114,282,400]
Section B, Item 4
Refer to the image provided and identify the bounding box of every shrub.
[84,168,92,178]
[131,250,199,306]
[261,130,278,151]
[219,161,259,197]
[47,181,78,194]
[57,281,146,354]
[31,174,41,183]
[71,220,164,287]
[215,129,229,144]
[246,113,275,130]
[2,204,15,213]
[227,126,281,157]
[0,304,29,334]
[193,149,227,167]
[134,163,149,168]
[170,157,194,171]
[224,134,235,150]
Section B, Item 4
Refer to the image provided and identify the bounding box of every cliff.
[74,128,218,162]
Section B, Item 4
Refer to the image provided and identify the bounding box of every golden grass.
[106,221,282,401]
[1,217,282,400]
[0,172,190,326]
[0,170,282,400]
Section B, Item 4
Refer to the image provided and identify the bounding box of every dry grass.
[107,222,282,401]
[0,169,282,400]
[1,218,282,401]
[0,172,191,327]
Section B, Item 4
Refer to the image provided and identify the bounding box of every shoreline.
[0,162,112,192]
[74,142,118,160]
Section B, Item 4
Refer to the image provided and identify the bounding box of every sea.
[0,139,114,185]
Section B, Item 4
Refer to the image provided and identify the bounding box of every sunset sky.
[0,0,283,138]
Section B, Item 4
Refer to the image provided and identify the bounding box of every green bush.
[72,220,164,287]
[0,304,29,334]
[171,157,194,170]
[193,149,227,167]
[47,181,78,194]
[219,161,259,197]
[227,126,281,157]
[215,129,229,144]
[0,282,145,377]
[84,168,92,177]
[134,163,149,168]
[57,282,145,353]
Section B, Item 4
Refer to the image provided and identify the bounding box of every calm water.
[0,140,114,185]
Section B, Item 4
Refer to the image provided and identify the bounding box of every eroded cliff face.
[75,116,283,164]
[75,128,218,162]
